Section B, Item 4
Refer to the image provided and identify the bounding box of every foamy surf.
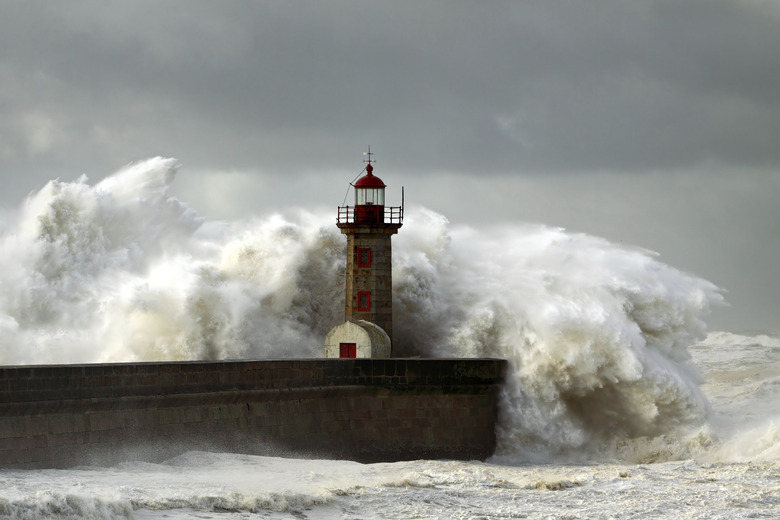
[392,215,722,456]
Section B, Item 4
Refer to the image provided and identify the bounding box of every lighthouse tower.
[324,149,403,358]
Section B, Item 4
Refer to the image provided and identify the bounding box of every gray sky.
[1,1,778,333]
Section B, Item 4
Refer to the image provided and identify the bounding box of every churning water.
[0,158,777,519]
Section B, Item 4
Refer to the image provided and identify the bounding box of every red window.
[357,291,370,311]
[357,247,371,267]
[339,343,356,358]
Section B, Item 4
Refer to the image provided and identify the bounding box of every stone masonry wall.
[0,359,505,469]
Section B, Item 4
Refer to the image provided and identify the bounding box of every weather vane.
[363,145,376,166]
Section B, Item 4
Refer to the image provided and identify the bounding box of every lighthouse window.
[356,188,385,206]
[357,291,370,311]
[357,248,371,267]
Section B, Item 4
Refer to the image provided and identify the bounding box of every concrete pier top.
[0,358,506,403]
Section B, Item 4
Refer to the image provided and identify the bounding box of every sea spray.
[391,212,724,457]
[0,158,345,364]
[0,157,725,459]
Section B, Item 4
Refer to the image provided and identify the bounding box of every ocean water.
[0,158,777,519]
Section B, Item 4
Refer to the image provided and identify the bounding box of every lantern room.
[354,164,386,205]
[353,164,386,224]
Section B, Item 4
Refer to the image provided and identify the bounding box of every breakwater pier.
[0,358,505,469]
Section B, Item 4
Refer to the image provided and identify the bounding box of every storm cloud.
[1,1,778,332]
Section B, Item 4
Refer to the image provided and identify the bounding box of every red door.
[339,343,357,358]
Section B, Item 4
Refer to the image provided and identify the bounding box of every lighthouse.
[324,149,403,358]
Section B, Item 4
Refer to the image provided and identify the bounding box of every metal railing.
[337,206,404,224]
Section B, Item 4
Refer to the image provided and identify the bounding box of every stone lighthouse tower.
[324,149,403,358]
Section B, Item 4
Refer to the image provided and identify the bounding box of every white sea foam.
[2,446,778,519]
[392,213,723,457]
[0,158,344,364]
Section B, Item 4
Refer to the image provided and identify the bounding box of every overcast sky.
[1,1,778,333]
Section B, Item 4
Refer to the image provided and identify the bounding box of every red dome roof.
[353,164,386,188]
